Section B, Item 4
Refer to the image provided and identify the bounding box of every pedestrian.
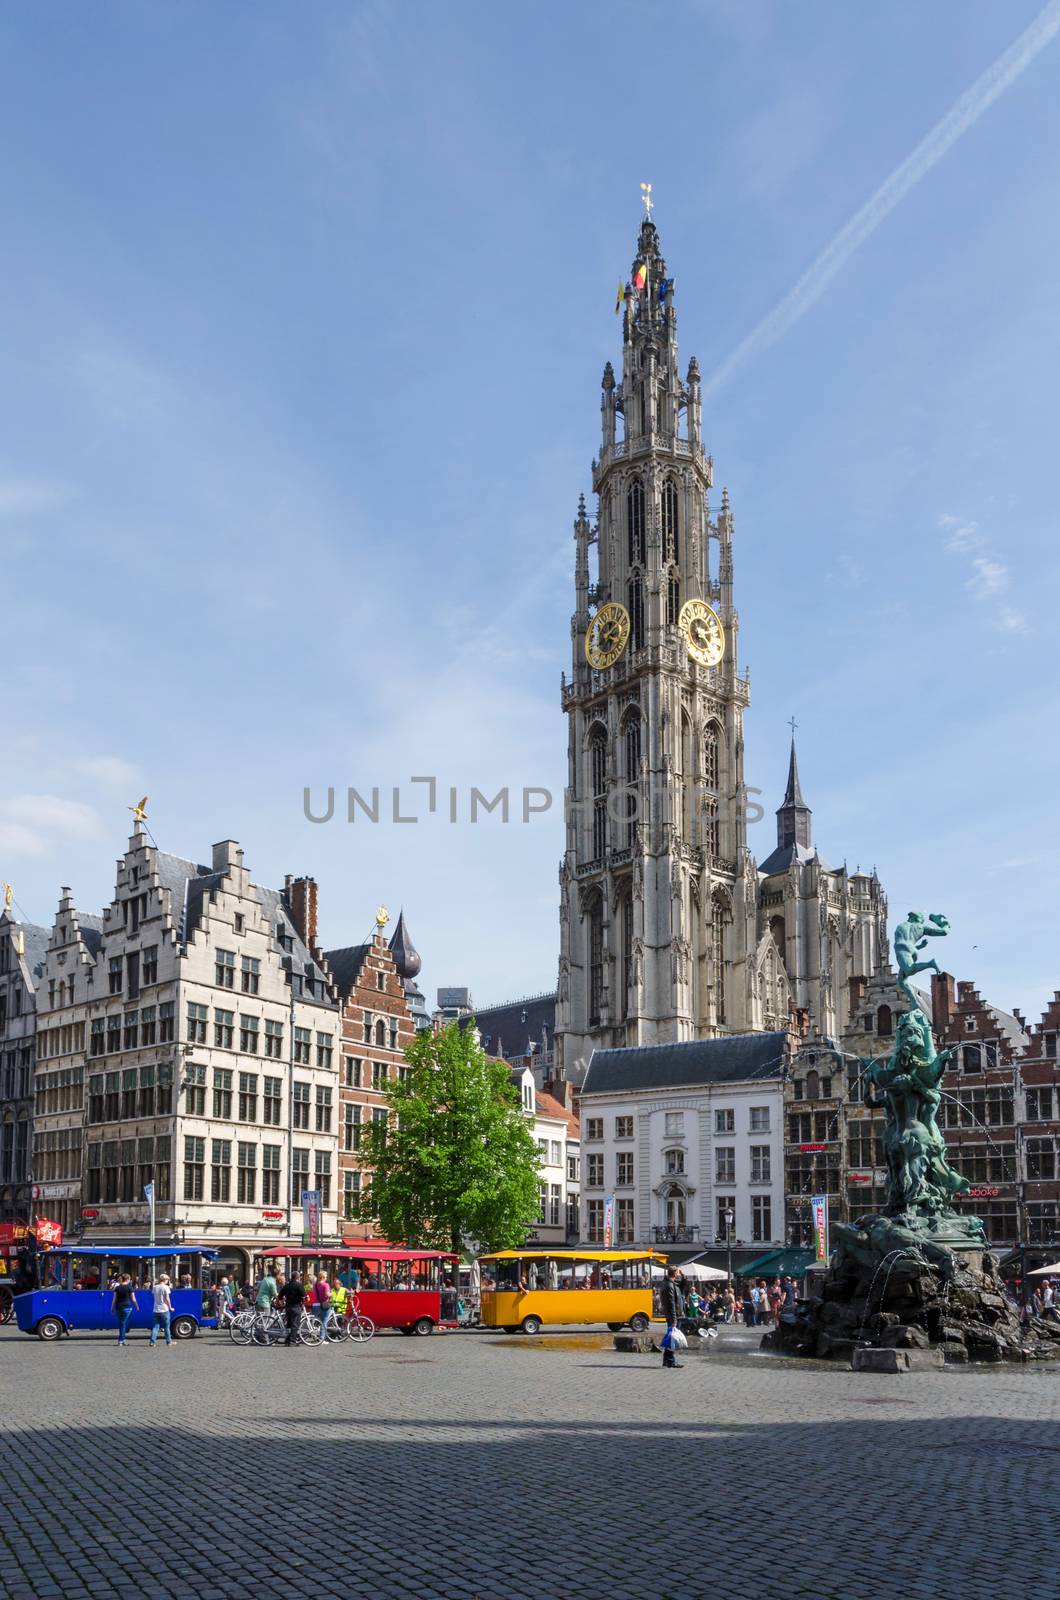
[768,1279,783,1325]
[782,1275,797,1311]
[110,1272,141,1348]
[276,1273,306,1345]
[660,1266,684,1370]
[741,1284,755,1327]
[331,1277,349,1323]
[312,1272,334,1335]
[256,1265,278,1312]
[149,1274,175,1348]
[723,1285,737,1323]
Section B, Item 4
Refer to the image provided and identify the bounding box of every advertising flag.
[603,1195,615,1249]
[302,1189,322,1247]
[811,1195,829,1262]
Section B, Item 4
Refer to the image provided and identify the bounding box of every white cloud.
[939,515,984,554]
[75,756,143,792]
[994,605,1029,636]
[704,0,1060,397]
[0,794,103,858]
[966,557,1008,598]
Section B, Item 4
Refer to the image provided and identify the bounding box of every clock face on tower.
[677,597,725,667]
[585,602,631,669]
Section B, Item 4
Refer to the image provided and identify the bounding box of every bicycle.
[324,1303,375,1343]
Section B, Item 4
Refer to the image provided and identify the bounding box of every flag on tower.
[658,276,672,303]
[614,280,625,315]
[632,260,647,293]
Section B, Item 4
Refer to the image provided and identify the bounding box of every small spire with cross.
[788,716,798,738]
[640,181,653,219]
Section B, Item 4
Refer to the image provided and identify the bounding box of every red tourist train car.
[255,1243,459,1335]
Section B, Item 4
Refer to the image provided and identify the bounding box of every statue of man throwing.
[894,910,950,1008]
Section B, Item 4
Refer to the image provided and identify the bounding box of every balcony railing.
[651,1224,701,1245]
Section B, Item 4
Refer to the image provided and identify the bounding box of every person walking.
[110,1272,142,1348]
[312,1272,334,1336]
[660,1266,684,1370]
[149,1274,175,1348]
[255,1266,278,1313]
[276,1273,306,1346]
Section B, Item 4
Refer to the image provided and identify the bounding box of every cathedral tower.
[556,212,755,1084]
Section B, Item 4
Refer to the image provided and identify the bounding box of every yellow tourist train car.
[478,1249,666,1336]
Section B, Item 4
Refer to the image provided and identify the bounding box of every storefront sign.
[261,1209,284,1222]
[811,1195,829,1262]
[965,1186,1000,1199]
[41,1183,78,1200]
[81,1208,100,1220]
[799,1143,827,1153]
[847,1172,873,1185]
[301,1190,321,1246]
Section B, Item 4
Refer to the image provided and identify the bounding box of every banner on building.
[603,1195,615,1250]
[144,1181,156,1244]
[811,1195,829,1262]
[302,1189,322,1247]
[34,1218,63,1247]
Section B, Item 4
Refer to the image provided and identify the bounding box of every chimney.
[287,876,319,946]
[932,971,956,1033]
[212,840,244,874]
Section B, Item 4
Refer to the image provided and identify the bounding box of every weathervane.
[640,181,653,219]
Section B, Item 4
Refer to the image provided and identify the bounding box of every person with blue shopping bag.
[660,1265,684,1370]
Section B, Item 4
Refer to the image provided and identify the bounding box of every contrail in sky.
[703,0,1060,398]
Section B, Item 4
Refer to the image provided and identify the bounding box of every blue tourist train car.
[13,1245,219,1340]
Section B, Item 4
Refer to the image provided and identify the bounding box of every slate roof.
[323,944,371,999]
[757,842,832,877]
[155,851,211,935]
[582,1031,790,1097]
[18,922,50,984]
[469,991,558,1060]
[254,884,335,1004]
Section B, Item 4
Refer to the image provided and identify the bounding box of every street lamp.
[724,1207,734,1290]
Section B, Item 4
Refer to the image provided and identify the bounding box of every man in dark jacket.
[660,1266,684,1369]
[276,1274,306,1346]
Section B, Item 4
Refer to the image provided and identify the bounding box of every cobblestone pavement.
[1,1321,1058,1600]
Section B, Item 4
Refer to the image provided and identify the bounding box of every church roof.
[757,842,831,877]
[781,738,807,809]
[468,991,558,1060]
[388,911,422,981]
[582,1032,789,1097]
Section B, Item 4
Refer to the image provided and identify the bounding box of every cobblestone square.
[1,1323,1057,1600]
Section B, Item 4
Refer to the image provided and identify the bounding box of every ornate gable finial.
[640,181,653,219]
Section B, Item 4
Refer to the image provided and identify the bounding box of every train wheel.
[628,1313,650,1334]
[35,1316,64,1342]
[171,1316,198,1339]
[521,1315,542,1336]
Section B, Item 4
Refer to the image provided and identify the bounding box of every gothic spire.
[388,909,422,981]
[776,735,812,850]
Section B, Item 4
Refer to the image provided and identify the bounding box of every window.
[627,477,645,564]
[665,1148,684,1174]
[234,913,244,935]
[214,1009,234,1049]
[263,1019,283,1059]
[215,949,236,988]
[345,1056,362,1088]
[120,1067,137,1118]
[821,1077,832,1099]
[106,1015,121,1054]
[586,1198,604,1243]
[985,1043,999,1070]
[344,1103,362,1151]
[263,1076,283,1125]
[749,1106,770,1133]
[344,1170,361,1221]
[239,1015,259,1054]
[716,1196,735,1239]
[377,969,386,990]
[537,1138,549,1160]
[715,1147,735,1183]
[567,1154,579,1183]
[615,1115,633,1139]
[550,1140,562,1165]
[262,1144,281,1205]
[751,1195,772,1242]
[664,1112,684,1139]
[90,1018,105,1058]
[317,1033,334,1069]
[586,1154,604,1187]
[109,957,123,995]
[375,1019,386,1049]
[126,952,140,1001]
[1026,1087,1054,1121]
[363,1011,373,1044]
[211,1140,231,1202]
[610,1197,632,1243]
[963,1044,982,1073]
[588,897,604,1025]
[316,1084,333,1132]
[183,1136,205,1201]
[293,1027,311,1064]
[241,956,260,994]
[138,1066,156,1118]
[585,1117,603,1141]
[185,1064,206,1116]
[238,1072,258,1121]
[140,1006,156,1046]
[213,1069,233,1120]
[715,1108,734,1134]
[373,1061,389,1090]
[159,1002,175,1043]
[314,1150,331,1208]
[237,1143,256,1203]
[1046,1034,1057,1061]
[372,1106,388,1135]
[292,1147,310,1199]
[876,1004,892,1037]
[187,1003,208,1044]
[616,1152,634,1185]
[293,1081,311,1129]
[847,1124,882,1167]
[1026,1139,1056,1180]
[750,1145,771,1183]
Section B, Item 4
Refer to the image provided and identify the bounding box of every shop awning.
[734,1248,816,1278]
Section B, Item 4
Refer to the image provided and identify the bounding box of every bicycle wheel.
[348,1314,375,1343]
[324,1316,349,1343]
[253,1312,284,1346]
[298,1313,325,1346]
[229,1311,254,1346]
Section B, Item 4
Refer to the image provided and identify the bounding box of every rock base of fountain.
[762,1219,1060,1365]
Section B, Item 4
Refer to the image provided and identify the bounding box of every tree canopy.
[360,1022,542,1256]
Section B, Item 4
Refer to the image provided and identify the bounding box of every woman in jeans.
[149,1274,175,1348]
[110,1272,142,1347]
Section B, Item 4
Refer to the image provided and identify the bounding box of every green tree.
[360,1023,542,1256]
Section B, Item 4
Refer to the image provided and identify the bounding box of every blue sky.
[2,1,1058,1021]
